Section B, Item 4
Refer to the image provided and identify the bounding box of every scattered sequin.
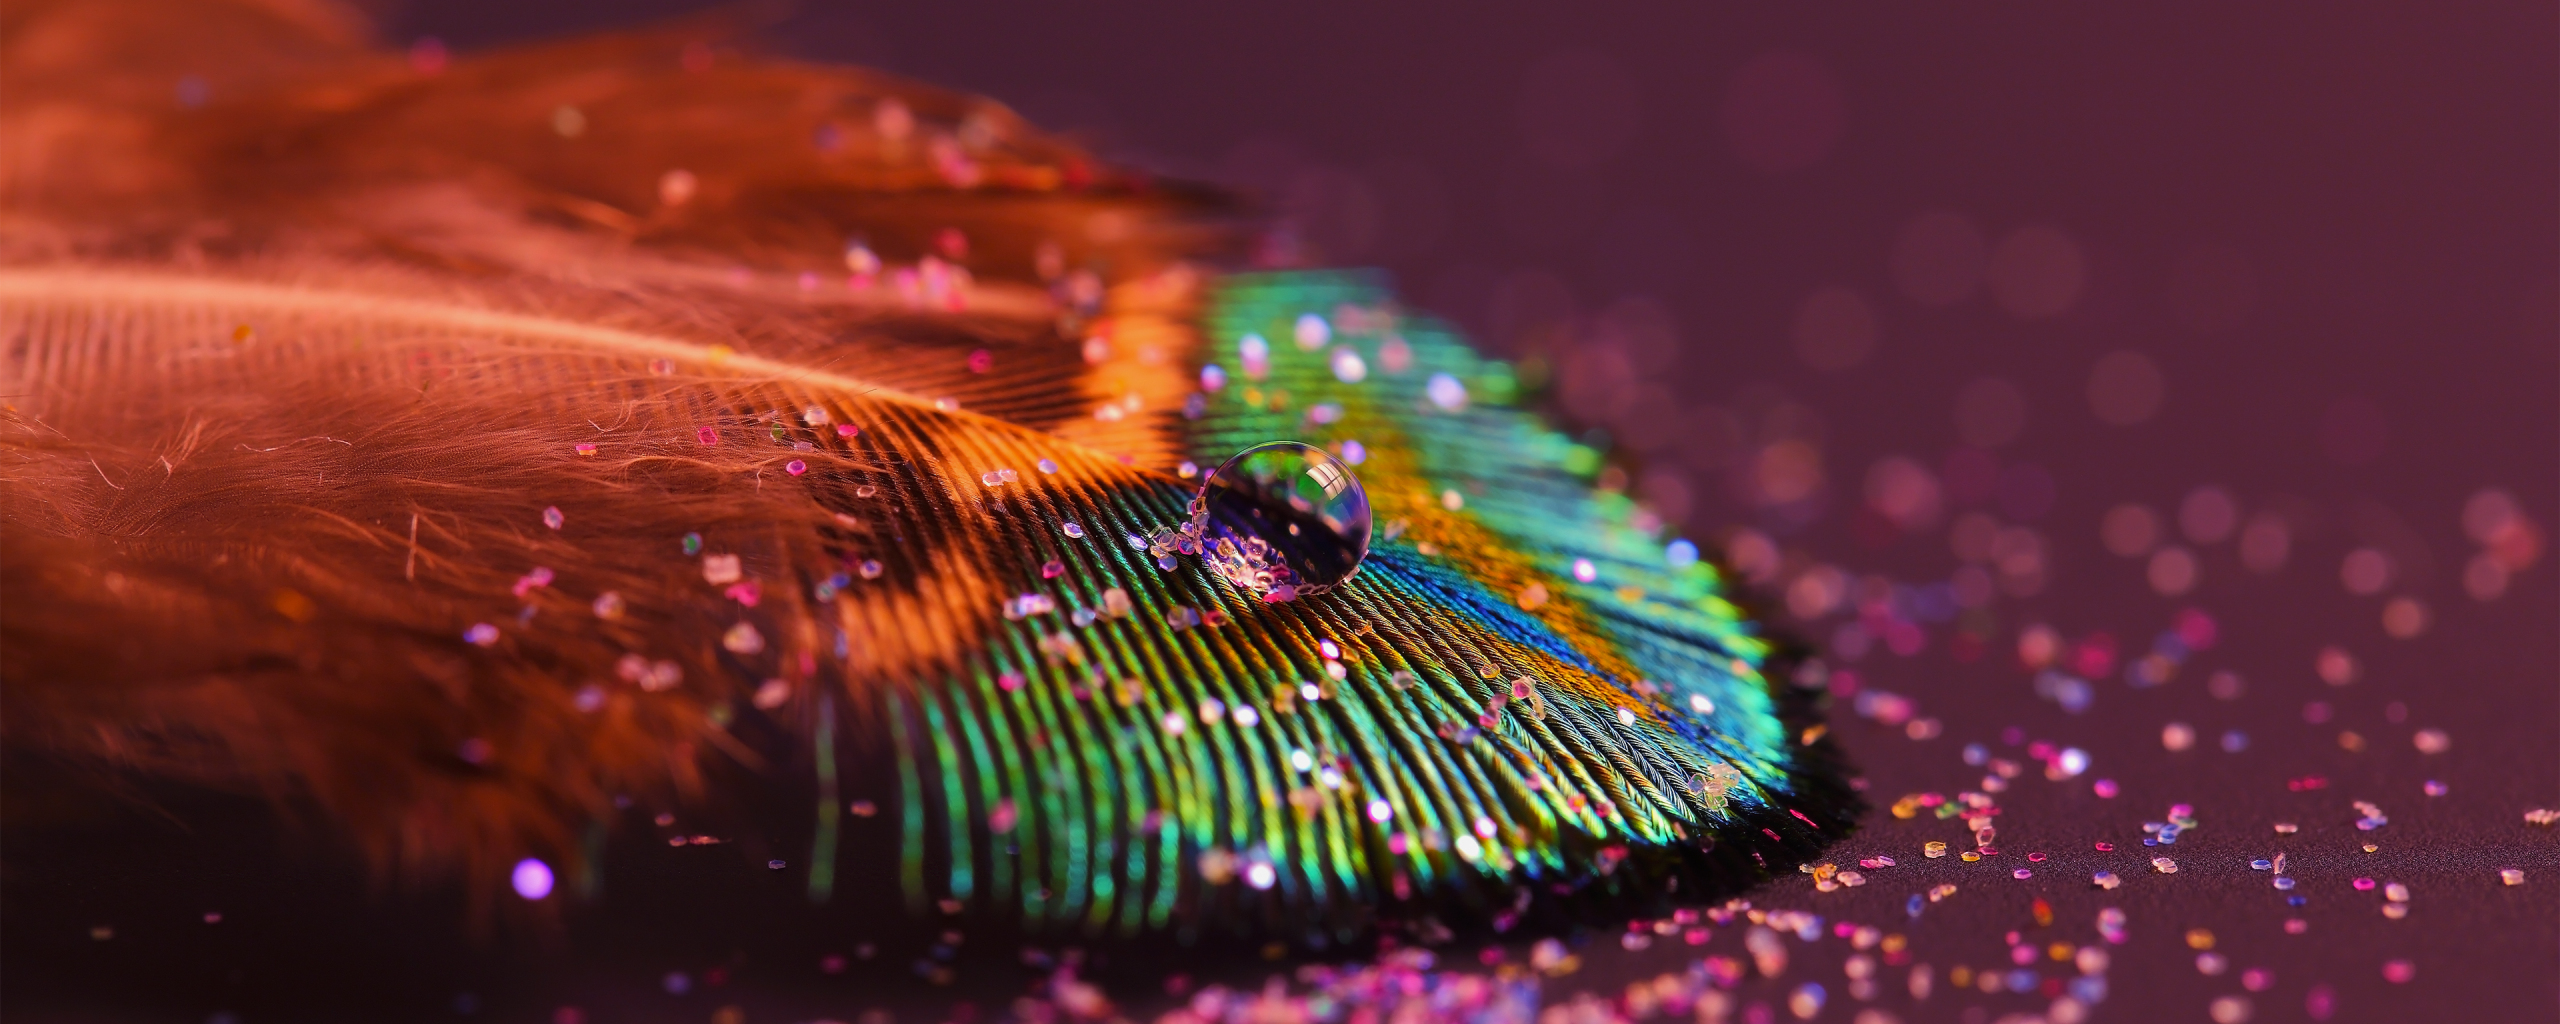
[511,859,554,900]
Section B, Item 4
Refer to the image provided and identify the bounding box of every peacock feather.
[867,269,1835,941]
[0,0,1848,945]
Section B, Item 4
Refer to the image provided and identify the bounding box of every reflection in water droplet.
[1177,441,1371,601]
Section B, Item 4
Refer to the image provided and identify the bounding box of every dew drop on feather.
[1185,441,1371,599]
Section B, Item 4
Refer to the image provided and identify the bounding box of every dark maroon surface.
[6,3,2553,1022]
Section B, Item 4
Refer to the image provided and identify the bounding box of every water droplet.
[1187,441,1371,600]
[542,506,564,530]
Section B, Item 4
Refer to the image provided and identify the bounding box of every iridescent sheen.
[875,271,1837,937]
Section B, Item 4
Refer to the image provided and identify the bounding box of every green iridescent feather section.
[879,270,1830,939]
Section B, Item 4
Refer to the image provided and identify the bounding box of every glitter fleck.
[511,858,554,900]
